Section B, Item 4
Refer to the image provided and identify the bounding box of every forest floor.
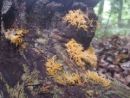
[94,35,130,87]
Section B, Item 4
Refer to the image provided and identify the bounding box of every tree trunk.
[118,0,123,27]
[98,0,104,16]
[0,0,3,33]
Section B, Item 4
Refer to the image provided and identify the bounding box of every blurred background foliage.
[94,0,130,38]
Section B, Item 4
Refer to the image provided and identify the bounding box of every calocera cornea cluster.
[63,9,98,32]
[4,29,28,46]
[65,38,97,68]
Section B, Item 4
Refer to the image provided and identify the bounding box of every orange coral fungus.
[54,72,81,85]
[65,39,85,67]
[65,39,97,67]
[84,46,97,67]
[46,56,62,76]
[85,71,111,88]
[5,29,28,46]
[63,9,90,31]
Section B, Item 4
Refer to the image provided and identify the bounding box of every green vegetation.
[94,0,130,38]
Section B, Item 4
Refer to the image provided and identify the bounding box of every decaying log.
[0,0,130,98]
